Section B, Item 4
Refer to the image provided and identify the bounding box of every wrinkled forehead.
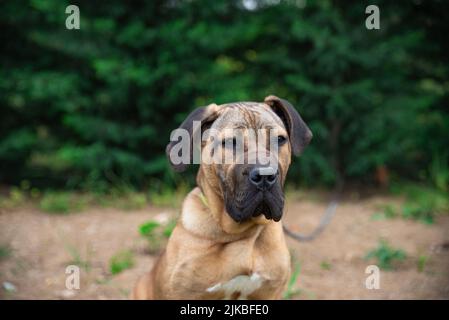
[212,102,286,131]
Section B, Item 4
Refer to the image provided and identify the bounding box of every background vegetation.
[1,0,448,194]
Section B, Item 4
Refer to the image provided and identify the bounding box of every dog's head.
[166,95,312,224]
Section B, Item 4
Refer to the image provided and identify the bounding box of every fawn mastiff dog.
[133,95,312,299]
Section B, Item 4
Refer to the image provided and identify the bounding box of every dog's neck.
[180,187,264,243]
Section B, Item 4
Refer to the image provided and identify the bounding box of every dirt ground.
[1,191,448,300]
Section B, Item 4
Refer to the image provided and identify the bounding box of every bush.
[0,1,448,190]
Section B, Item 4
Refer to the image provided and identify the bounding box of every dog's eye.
[222,137,237,149]
[277,135,287,146]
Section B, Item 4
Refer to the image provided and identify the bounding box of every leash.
[283,182,343,242]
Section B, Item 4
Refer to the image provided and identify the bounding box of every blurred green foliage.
[417,255,429,273]
[63,241,92,271]
[372,183,449,224]
[365,239,407,270]
[0,244,12,261]
[139,218,176,252]
[39,191,88,213]
[109,250,134,275]
[1,0,448,191]
[283,261,301,299]
[139,220,163,252]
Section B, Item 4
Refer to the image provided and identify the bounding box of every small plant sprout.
[109,250,134,275]
[417,255,429,273]
[365,240,407,270]
[320,261,332,270]
[283,262,301,299]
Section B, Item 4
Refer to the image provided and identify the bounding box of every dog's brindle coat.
[133,95,312,300]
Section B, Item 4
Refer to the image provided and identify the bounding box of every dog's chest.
[201,243,289,299]
[168,219,290,299]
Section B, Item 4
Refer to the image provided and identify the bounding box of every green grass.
[148,183,189,208]
[2,183,186,215]
[93,186,148,210]
[0,180,43,209]
[162,219,177,238]
[63,242,92,271]
[0,180,153,214]
[0,186,27,209]
[371,183,449,224]
[39,192,86,214]
[139,220,162,252]
[139,220,160,236]
[320,261,332,270]
[283,262,301,299]
[38,188,150,214]
[138,218,177,253]
[109,250,134,275]
[401,203,435,225]
[0,244,12,261]
[429,152,449,193]
[417,255,429,273]
[118,192,147,210]
[365,240,407,270]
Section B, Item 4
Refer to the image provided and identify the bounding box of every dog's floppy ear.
[166,104,219,172]
[264,95,313,156]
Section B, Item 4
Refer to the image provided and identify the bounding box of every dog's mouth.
[226,191,284,223]
[252,201,274,220]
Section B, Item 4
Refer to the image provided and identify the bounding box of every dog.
[132,95,312,299]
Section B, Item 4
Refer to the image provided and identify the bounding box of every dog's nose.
[249,167,278,190]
